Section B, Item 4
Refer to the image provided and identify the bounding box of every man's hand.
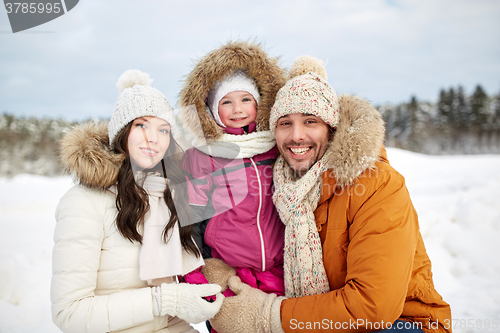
[210,276,285,333]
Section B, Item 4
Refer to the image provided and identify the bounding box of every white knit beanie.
[207,70,260,127]
[270,56,339,134]
[108,70,177,145]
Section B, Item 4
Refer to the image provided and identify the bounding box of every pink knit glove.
[210,276,286,333]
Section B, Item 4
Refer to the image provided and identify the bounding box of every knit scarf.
[139,176,204,282]
[272,151,332,298]
[193,130,275,159]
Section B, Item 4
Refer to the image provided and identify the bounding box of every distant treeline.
[0,114,76,177]
[380,84,500,154]
[1,84,499,177]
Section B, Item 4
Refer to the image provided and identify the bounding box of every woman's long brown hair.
[112,121,199,257]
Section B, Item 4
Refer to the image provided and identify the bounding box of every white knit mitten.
[152,283,224,324]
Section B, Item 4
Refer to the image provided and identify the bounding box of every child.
[51,70,223,333]
[178,41,287,320]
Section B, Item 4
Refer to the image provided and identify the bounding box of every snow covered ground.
[0,148,499,333]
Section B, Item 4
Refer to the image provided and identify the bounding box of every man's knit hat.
[270,56,339,134]
[207,70,260,127]
[108,70,177,144]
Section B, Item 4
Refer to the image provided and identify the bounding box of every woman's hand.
[152,283,224,324]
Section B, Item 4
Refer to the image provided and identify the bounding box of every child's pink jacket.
[182,123,285,296]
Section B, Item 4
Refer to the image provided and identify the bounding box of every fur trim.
[178,40,286,142]
[59,121,124,190]
[328,94,386,187]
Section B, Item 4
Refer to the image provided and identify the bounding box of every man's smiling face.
[274,113,331,178]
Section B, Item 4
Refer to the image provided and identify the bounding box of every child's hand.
[201,258,237,292]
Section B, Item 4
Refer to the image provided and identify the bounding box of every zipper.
[250,157,266,272]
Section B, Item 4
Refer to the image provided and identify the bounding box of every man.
[206,56,452,333]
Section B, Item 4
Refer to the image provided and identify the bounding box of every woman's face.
[128,116,171,169]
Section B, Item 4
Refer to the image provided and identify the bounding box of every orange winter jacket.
[280,149,452,333]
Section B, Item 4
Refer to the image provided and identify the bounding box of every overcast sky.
[1,0,499,121]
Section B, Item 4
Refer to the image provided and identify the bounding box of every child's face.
[128,116,171,169]
[218,91,257,128]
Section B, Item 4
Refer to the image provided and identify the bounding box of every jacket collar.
[223,122,256,135]
[313,94,386,191]
[325,94,385,187]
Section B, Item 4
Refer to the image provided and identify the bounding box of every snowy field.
[0,148,499,333]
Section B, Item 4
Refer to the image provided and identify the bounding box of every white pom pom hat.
[206,70,260,127]
[108,70,177,145]
[270,56,339,134]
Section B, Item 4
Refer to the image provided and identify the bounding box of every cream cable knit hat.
[270,56,339,134]
[108,70,177,145]
[207,70,260,127]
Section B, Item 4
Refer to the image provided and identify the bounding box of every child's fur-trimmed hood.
[178,40,287,143]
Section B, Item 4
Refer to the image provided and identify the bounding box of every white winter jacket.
[51,122,198,333]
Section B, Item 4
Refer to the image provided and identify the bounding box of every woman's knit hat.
[270,56,339,134]
[108,70,177,145]
[206,70,260,127]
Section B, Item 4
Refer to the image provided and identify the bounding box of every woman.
[51,70,223,333]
